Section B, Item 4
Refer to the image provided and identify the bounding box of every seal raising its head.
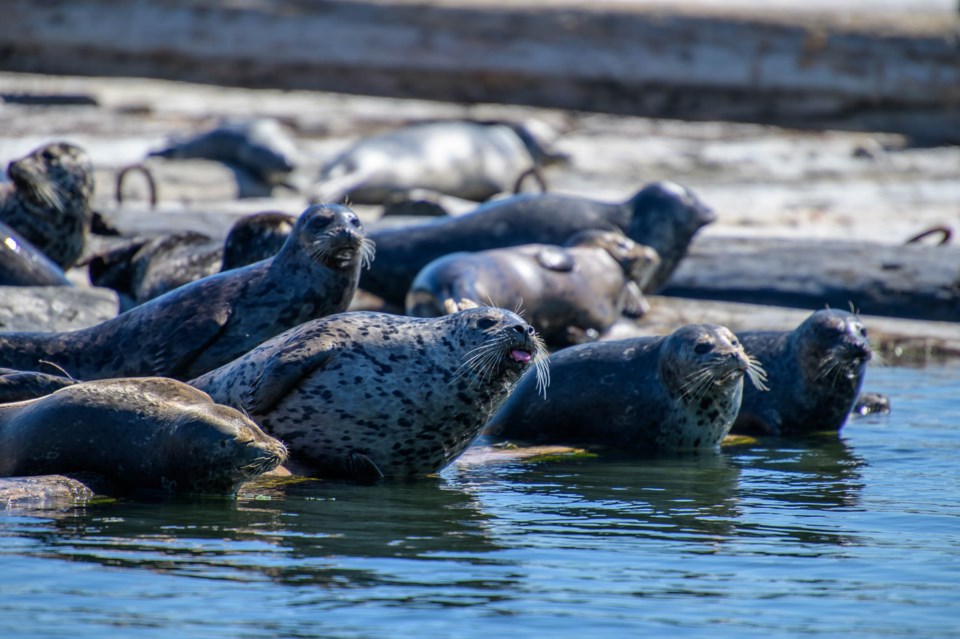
[191,307,549,479]
[485,323,767,451]
[362,181,715,306]
[732,309,872,436]
[0,203,374,381]
[0,142,94,269]
[0,378,287,495]
[405,230,660,346]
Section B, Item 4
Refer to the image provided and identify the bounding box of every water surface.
[1,365,958,638]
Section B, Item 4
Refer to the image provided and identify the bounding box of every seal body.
[362,181,715,306]
[0,378,287,495]
[0,220,71,286]
[485,324,758,451]
[405,230,660,346]
[312,120,561,205]
[191,308,549,479]
[0,142,94,268]
[732,309,872,436]
[0,204,373,380]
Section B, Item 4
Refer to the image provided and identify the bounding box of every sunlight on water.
[1,365,958,639]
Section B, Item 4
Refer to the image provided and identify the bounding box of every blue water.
[1,365,958,639]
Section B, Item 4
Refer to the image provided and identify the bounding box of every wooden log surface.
[0,0,958,142]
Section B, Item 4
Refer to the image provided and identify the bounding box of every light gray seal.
[731,309,872,436]
[405,230,661,346]
[311,119,565,205]
[0,377,287,495]
[484,323,768,451]
[0,141,94,269]
[362,181,715,307]
[191,307,550,479]
[0,220,71,286]
[0,204,374,381]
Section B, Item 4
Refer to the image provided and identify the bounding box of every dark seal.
[405,230,660,346]
[0,142,95,269]
[0,220,71,286]
[0,204,374,381]
[0,377,287,495]
[485,323,767,451]
[191,307,550,479]
[362,181,715,306]
[731,308,872,436]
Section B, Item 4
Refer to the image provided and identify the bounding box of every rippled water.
[1,365,958,639]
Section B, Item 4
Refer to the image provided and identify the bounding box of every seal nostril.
[526,326,535,336]
[512,324,526,334]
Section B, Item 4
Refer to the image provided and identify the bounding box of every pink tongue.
[511,349,532,363]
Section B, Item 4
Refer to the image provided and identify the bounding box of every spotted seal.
[731,309,872,436]
[191,307,549,479]
[0,204,374,380]
[311,119,564,205]
[0,220,71,286]
[484,323,767,451]
[362,181,715,307]
[0,141,94,269]
[0,377,287,495]
[406,230,661,346]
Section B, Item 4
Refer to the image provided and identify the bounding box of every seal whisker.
[746,355,769,391]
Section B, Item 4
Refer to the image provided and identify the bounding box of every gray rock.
[0,286,119,332]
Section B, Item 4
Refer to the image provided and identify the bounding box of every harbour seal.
[731,309,872,436]
[0,220,72,286]
[0,141,94,269]
[0,203,374,380]
[311,119,564,205]
[150,118,299,187]
[0,367,77,403]
[484,323,767,451]
[0,377,287,495]
[405,230,661,346]
[362,181,715,306]
[191,307,550,479]
[87,211,296,305]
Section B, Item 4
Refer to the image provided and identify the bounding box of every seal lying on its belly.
[362,181,715,307]
[484,324,768,451]
[0,220,72,286]
[191,307,550,479]
[731,309,872,436]
[0,204,374,380]
[405,230,661,346]
[0,378,287,495]
[0,141,95,269]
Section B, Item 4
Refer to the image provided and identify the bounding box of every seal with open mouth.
[191,307,549,479]
[731,308,872,436]
[485,323,767,450]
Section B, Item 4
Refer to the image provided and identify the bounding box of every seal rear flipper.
[620,281,651,319]
[243,345,338,416]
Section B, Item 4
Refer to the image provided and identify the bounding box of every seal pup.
[405,230,661,346]
[362,181,715,306]
[0,204,374,380]
[150,118,299,187]
[311,119,564,205]
[0,141,94,269]
[731,309,872,436]
[484,324,767,451]
[0,377,287,495]
[191,307,550,479]
[0,220,72,286]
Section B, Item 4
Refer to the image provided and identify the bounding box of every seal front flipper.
[535,246,575,272]
[620,281,651,319]
[147,300,233,379]
[243,342,337,415]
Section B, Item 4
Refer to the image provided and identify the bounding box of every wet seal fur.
[0,220,71,286]
[0,378,287,495]
[191,307,549,479]
[485,323,767,451]
[362,181,715,306]
[312,119,564,205]
[405,230,661,346]
[731,309,872,436]
[0,204,374,380]
[0,142,95,269]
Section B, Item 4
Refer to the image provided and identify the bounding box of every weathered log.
[660,236,960,322]
[0,0,957,142]
[0,473,115,510]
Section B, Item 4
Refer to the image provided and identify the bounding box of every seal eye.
[349,215,362,228]
[308,216,332,231]
[477,318,497,330]
[694,343,713,355]
[859,327,868,337]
